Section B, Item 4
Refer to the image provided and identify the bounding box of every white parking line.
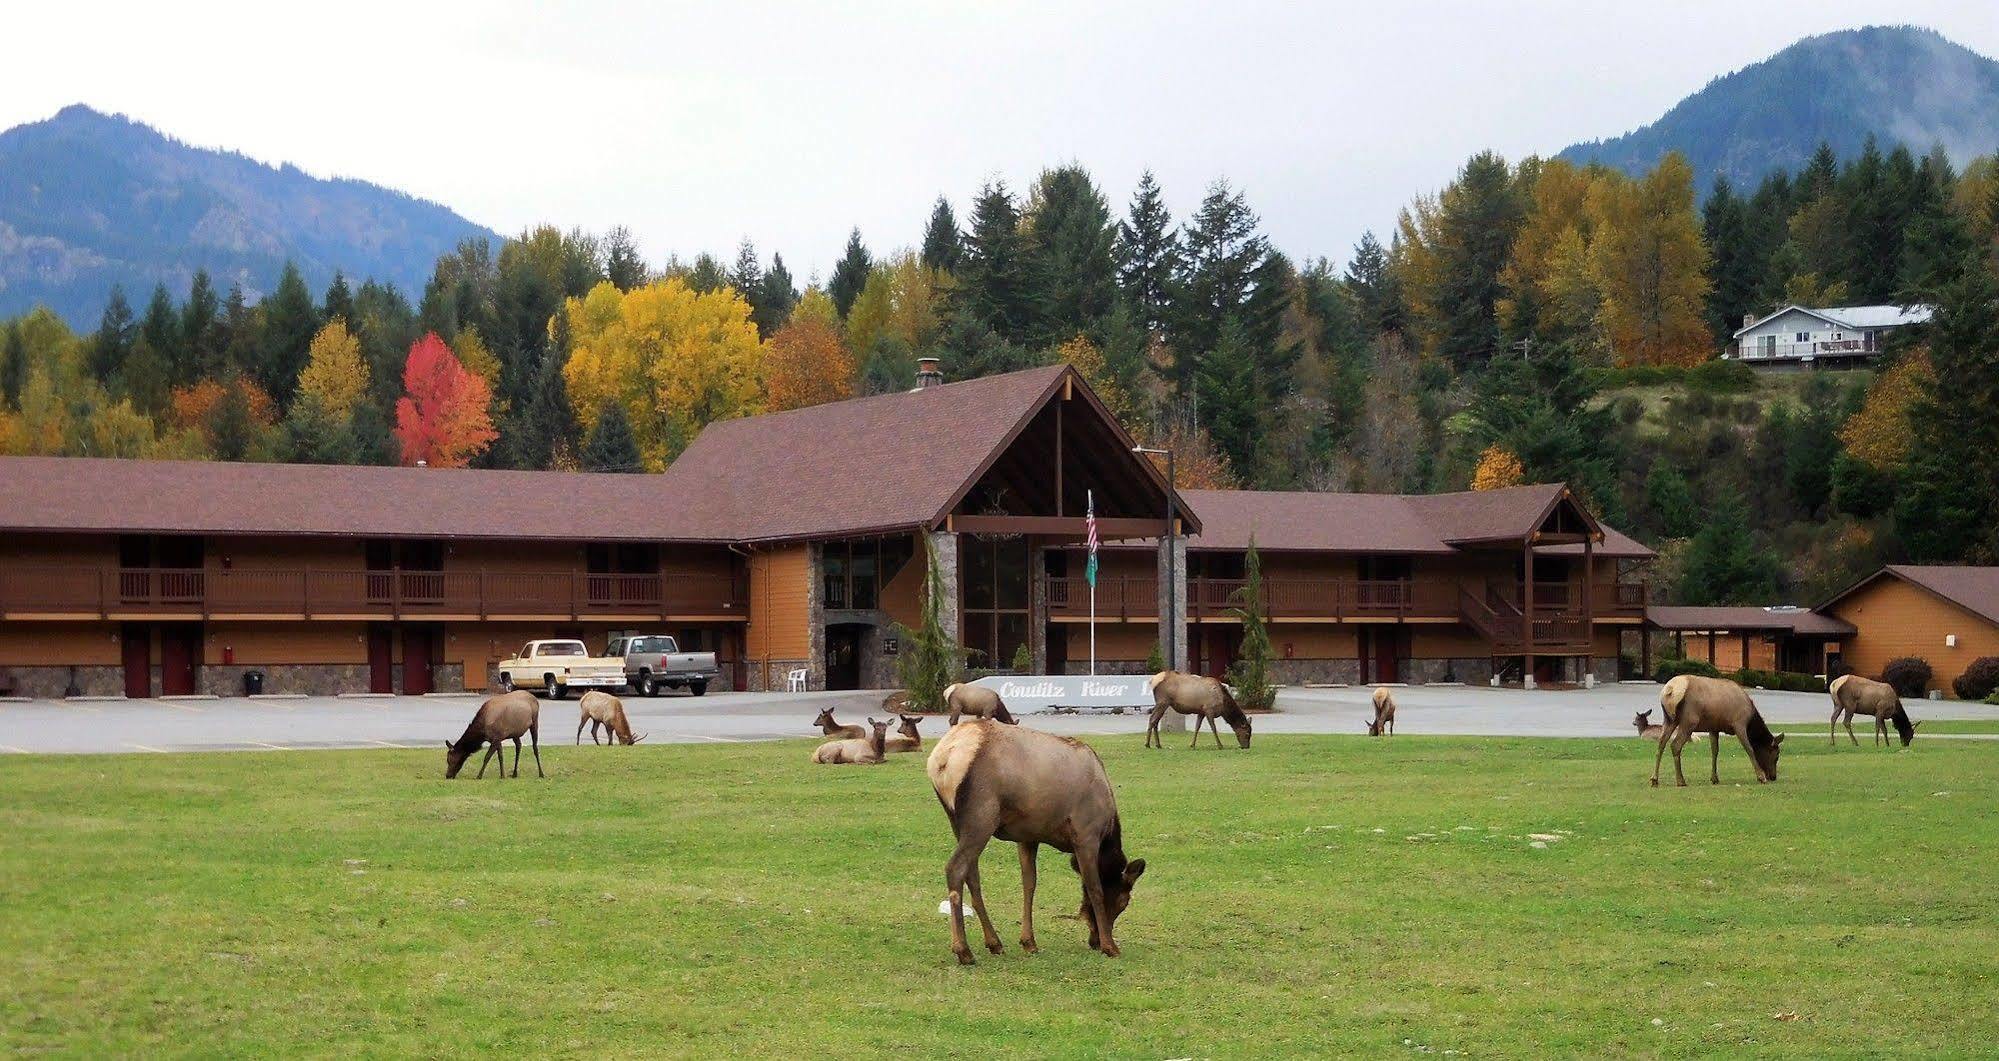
[368,740,416,749]
[683,734,743,743]
[164,701,206,713]
[126,743,168,753]
[243,740,290,751]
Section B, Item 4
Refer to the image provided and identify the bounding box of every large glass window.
[821,537,913,611]
[960,536,1030,669]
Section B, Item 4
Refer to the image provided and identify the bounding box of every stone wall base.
[4,665,125,699]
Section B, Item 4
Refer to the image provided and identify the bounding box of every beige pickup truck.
[495,639,628,699]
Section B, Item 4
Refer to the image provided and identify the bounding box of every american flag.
[1085,490,1098,587]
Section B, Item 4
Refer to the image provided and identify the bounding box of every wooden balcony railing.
[1047,576,1646,624]
[0,567,747,621]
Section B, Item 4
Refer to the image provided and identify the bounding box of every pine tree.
[757,253,798,335]
[139,283,180,383]
[89,285,136,380]
[1676,495,1780,606]
[828,229,873,318]
[1644,462,1698,539]
[1702,176,1755,343]
[953,182,1049,347]
[181,269,222,382]
[1,321,24,408]
[1344,230,1402,335]
[322,270,355,325]
[1225,536,1276,711]
[208,373,259,461]
[603,226,648,291]
[1896,251,1999,562]
[505,308,580,469]
[219,283,259,382]
[1027,165,1118,339]
[921,197,962,273]
[1115,170,1180,335]
[1433,151,1524,367]
[1173,180,1270,398]
[259,262,320,405]
[684,253,729,294]
[580,402,643,472]
[1194,316,1261,479]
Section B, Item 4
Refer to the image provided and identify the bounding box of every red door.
[1202,627,1240,680]
[121,623,151,698]
[367,625,395,694]
[401,627,435,695]
[159,624,200,696]
[1361,627,1402,684]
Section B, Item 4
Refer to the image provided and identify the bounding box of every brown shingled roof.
[0,455,706,542]
[1171,484,1654,559]
[1820,565,1999,627]
[1645,606,1855,636]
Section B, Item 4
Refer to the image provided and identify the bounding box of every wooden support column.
[1640,625,1652,679]
[1582,533,1596,686]
[1054,396,1064,517]
[1741,632,1751,670]
[1522,536,1536,688]
[1708,629,1717,664]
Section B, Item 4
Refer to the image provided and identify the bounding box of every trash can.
[243,670,265,696]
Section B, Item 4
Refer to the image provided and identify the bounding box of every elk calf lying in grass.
[1366,687,1396,736]
[810,717,890,764]
[883,714,924,753]
[813,707,866,740]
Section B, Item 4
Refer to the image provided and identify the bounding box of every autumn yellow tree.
[763,295,854,412]
[563,278,764,469]
[1471,444,1526,490]
[1054,335,1132,421]
[296,319,370,421]
[1497,159,1596,343]
[1839,350,1933,469]
[1136,417,1238,491]
[1588,152,1712,366]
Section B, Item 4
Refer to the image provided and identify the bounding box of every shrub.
[1728,667,1829,694]
[1780,672,1828,694]
[1144,641,1166,674]
[1614,396,1644,425]
[1952,656,1999,701]
[1686,359,1756,394]
[1881,656,1933,698]
[1655,657,1719,682]
[1010,642,1033,675]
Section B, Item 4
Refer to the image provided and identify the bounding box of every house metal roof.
[1733,303,1934,338]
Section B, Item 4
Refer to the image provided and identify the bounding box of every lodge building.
[0,364,1659,699]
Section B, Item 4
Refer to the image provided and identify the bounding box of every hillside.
[0,105,499,325]
[1560,25,1999,192]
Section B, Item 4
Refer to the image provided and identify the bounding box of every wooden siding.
[747,544,812,662]
[204,622,366,665]
[0,621,123,665]
[878,534,927,630]
[1827,577,1999,695]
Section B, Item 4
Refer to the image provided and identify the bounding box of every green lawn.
[5,734,1997,1057]
[1773,719,1999,737]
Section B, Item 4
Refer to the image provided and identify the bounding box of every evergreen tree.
[580,402,643,472]
[1,321,24,408]
[504,308,580,469]
[1194,316,1261,479]
[1173,180,1270,399]
[1433,151,1524,367]
[828,229,873,318]
[1096,302,1150,424]
[1783,384,1843,518]
[259,262,320,405]
[1895,252,1999,562]
[208,374,259,461]
[953,182,1049,347]
[683,252,728,294]
[1463,338,1621,515]
[181,269,222,381]
[219,283,259,382]
[1027,164,1118,338]
[322,271,355,325]
[730,239,762,303]
[1644,462,1698,539]
[921,197,962,273]
[1344,230,1402,335]
[937,314,1037,381]
[89,285,136,380]
[756,253,798,335]
[1839,136,1900,302]
[1115,170,1180,335]
[120,338,172,415]
[139,283,180,382]
[603,226,648,291]
[1676,495,1780,605]
[1225,536,1277,711]
[1702,176,1755,343]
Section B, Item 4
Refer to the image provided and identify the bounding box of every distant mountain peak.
[0,104,499,325]
[1559,25,1999,192]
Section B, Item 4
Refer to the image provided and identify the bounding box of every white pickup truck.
[495,639,628,699]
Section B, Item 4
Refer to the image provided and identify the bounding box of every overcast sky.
[6,1,1996,281]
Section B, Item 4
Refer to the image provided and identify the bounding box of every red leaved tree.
[394,333,497,467]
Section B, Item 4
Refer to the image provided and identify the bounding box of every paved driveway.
[4,682,1996,755]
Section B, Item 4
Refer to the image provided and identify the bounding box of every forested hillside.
[0,105,497,324]
[1561,26,1999,195]
[3,138,1997,608]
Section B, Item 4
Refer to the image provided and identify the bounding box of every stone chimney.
[916,356,944,389]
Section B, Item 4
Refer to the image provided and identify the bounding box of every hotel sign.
[969,674,1156,712]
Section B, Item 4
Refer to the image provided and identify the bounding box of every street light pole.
[1133,445,1178,671]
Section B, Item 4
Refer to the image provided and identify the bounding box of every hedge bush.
[1951,656,1999,701]
[1730,668,1829,694]
[1655,657,1720,682]
[1881,656,1933,698]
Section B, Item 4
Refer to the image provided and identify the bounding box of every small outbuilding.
[1817,565,1999,696]
[1643,605,1854,676]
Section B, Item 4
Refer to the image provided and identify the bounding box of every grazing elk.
[813,707,866,740]
[884,714,924,754]
[1828,674,1919,748]
[445,689,544,779]
[1145,669,1251,749]
[1366,686,1397,736]
[1650,675,1785,787]
[926,719,1146,965]
[943,683,1017,726]
[575,690,646,745]
[810,717,890,765]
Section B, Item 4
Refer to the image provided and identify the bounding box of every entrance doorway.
[121,622,151,698]
[824,624,865,691]
[1198,626,1241,680]
[1359,626,1406,685]
[400,626,437,695]
[158,623,201,696]
[367,624,395,694]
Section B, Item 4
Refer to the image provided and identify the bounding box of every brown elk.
[445,689,544,779]
[926,719,1145,965]
[813,707,866,740]
[1828,674,1919,748]
[576,690,646,745]
[1634,709,1665,739]
[1650,675,1785,787]
[1366,687,1397,736]
[1145,670,1251,749]
[943,683,1017,726]
[810,717,890,765]
[884,714,924,754]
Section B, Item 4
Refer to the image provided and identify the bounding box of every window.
[960,536,1031,669]
[821,537,914,611]
[1796,331,1810,343]
[540,641,586,657]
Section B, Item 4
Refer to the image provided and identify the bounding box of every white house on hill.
[1728,304,1933,369]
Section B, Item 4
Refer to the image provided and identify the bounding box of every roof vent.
[916,357,943,389]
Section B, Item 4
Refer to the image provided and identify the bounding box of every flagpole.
[1088,490,1097,677]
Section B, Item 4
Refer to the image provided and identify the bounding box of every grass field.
[5,733,1998,1057]
[1773,719,1999,737]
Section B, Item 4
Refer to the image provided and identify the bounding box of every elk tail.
[1659,675,1688,725]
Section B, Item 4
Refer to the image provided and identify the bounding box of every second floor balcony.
[1047,575,1646,623]
[0,567,747,622]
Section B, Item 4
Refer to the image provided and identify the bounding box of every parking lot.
[6,681,1999,755]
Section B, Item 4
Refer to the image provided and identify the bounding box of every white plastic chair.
[785,668,808,692]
